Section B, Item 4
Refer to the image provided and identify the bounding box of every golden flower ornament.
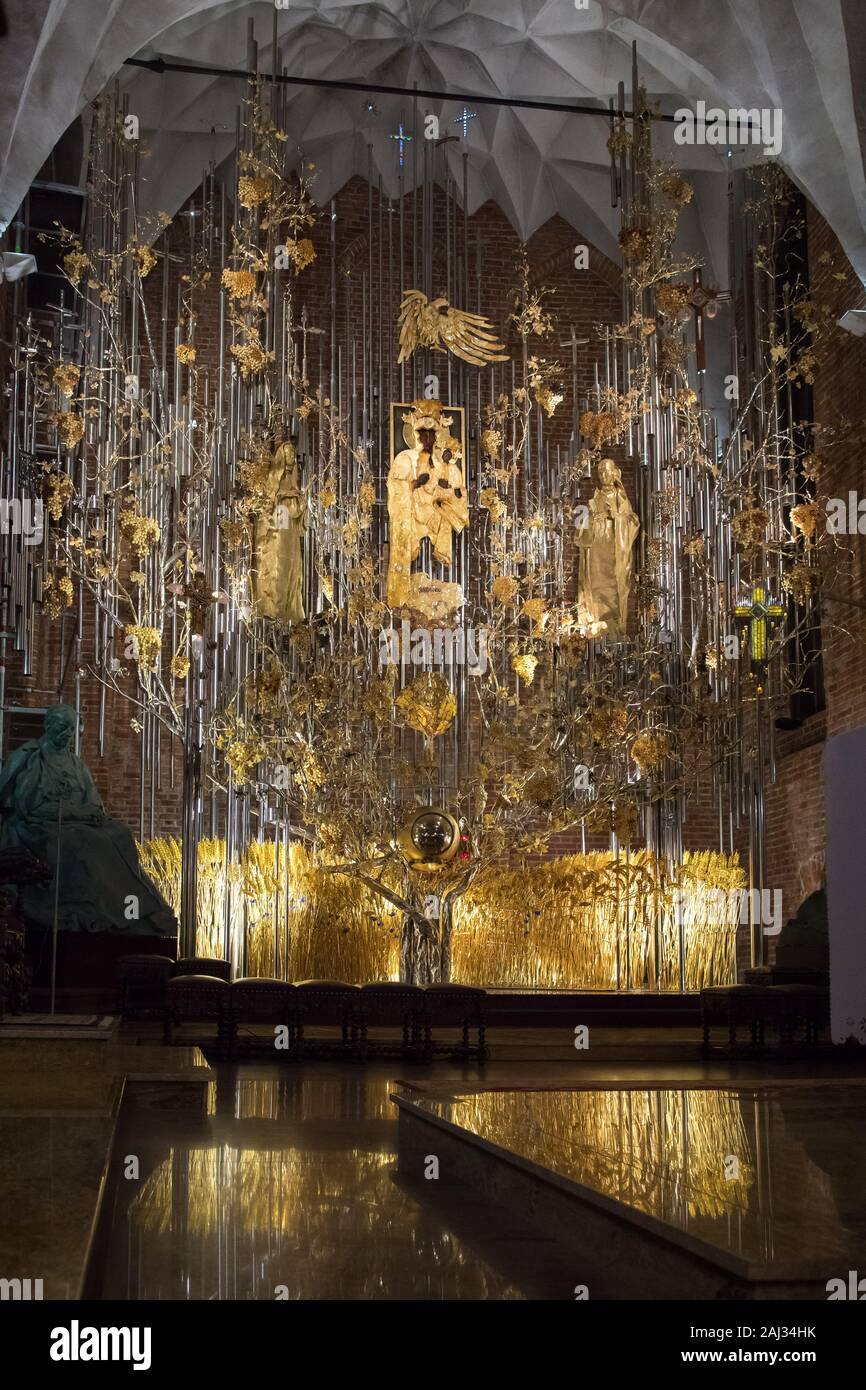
[395,672,458,739]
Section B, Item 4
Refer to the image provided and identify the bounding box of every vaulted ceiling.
[2,0,866,290]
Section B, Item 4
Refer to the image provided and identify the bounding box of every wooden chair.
[769,983,830,1045]
[423,984,488,1062]
[358,982,426,1061]
[700,983,777,1051]
[165,974,230,1052]
[295,981,361,1059]
[226,978,299,1058]
[172,956,232,982]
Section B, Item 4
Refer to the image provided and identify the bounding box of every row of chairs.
[700,981,829,1051]
[131,957,488,1061]
[117,954,226,1015]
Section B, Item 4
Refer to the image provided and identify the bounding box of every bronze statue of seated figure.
[0,704,175,936]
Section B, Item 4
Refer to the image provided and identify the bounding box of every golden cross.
[735,585,785,662]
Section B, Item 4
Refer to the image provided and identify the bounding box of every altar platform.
[393,1078,866,1299]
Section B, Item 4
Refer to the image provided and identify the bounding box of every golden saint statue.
[386,402,468,613]
[252,431,307,625]
[576,458,640,639]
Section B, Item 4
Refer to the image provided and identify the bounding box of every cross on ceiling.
[453,106,477,137]
[389,121,413,167]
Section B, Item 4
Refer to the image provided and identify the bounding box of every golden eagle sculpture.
[397,290,510,367]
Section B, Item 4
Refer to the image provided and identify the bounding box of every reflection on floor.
[94,1055,866,1300]
[97,1064,574,1300]
[397,1082,866,1286]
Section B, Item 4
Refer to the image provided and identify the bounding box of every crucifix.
[453,106,477,138]
[735,585,785,663]
[289,306,325,391]
[389,121,413,168]
[687,268,720,373]
[167,566,230,676]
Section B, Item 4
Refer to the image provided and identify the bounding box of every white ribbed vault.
[2,0,866,288]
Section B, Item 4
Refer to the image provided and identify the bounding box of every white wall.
[824,726,866,1044]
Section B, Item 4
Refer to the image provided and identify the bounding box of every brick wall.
[807,205,866,740]
[756,205,866,929]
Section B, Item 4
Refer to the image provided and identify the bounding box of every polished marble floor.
[93,1053,866,1300]
[96,1063,566,1300]
[403,1081,866,1282]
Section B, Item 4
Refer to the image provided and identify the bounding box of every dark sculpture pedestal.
[0,846,52,1017]
[0,913,29,1018]
[27,930,178,1014]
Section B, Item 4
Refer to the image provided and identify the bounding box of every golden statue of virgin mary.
[386,401,468,615]
[576,458,640,638]
[251,426,307,625]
